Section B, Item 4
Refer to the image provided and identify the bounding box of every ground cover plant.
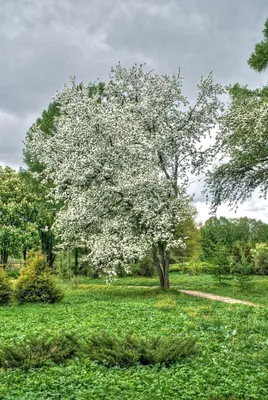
[0,273,268,399]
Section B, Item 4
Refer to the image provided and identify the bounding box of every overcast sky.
[1,0,268,223]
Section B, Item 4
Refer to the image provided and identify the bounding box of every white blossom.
[28,64,223,286]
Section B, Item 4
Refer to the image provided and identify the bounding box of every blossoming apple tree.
[27,64,223,288]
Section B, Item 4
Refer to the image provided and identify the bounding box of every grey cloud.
[0,111,38,168]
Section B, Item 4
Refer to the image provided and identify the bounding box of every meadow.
[0,273,267,400]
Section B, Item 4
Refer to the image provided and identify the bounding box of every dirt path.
[178,290,259,306]
[124,285,259,306]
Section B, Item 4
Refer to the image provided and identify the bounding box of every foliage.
[207,19,268,209]
[0,334,78,369]
[169,263,183,273]
[0,276,268,399]
[233,262,255,292]
[0,166,40,265]
[185,259,214,275]
[207,85,268,208]
[130,256,155,277]
[251,243,268,275]
[230,243,254,273]
[0,329,197,370]
[5,269,20,279]
[15,251,63,303]
[201,217,234,260]
[155,297,177,311]
[0,268,12,304]
[210,244,231,285]
[27,64,223,288]
[23,83,105,269]
[84,331,198,367]
[173,211,202,265]
[201,217,268,261]
[229,245,254,291]
[248,18,268,72]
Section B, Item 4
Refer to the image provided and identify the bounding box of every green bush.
[0,334,78,369]
[5,269,20,279]
[85,331,198,367]
[0,331,198,370]
[15,251,63,304]
[186,260,214,275]
[251,243,268,275]
[169,263,183,273]
[130,256,155,277]
[0,268,13,305]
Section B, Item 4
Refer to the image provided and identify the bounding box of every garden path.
[125,286,259,306]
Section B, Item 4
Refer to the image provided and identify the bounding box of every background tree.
[251,243,268,275]
[27,64,223,288]
[207,19,268,209]
[173,211,202,265]
[0,167,40,267]
[201,216,268,262]
[200,217,234,260]
[248,18,268,72]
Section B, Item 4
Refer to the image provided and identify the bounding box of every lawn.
[0,273,268,399]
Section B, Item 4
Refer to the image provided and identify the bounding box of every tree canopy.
[23,81,105,268]
[248,18,268,72]
[0,166,40,266]
[26,64,223,287]
[207,18,268,210]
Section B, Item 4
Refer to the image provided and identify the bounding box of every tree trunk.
[152,246,164,287]
[74,248,79,275]
[40,228,56,270]
[152,245,170,289]
[1,249,8,269]
[164,250,170,289]
[23,248,27,262]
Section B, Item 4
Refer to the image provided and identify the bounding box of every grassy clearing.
[0,274,268,399]
[71,272,268,305]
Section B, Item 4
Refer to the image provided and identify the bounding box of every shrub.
[0,268,13,305]
[15,251,63,304]
[0,331,198,369]
[251,243,268,275]
[5,269,20,279]
[0,334,78,369]
[169,263,183,273]
[186,260,214,275]
[130,256,155,277]
[85,332,198,367]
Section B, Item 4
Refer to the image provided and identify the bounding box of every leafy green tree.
[173,211,202,265]
[207,19,268,209]
[0,167,40,266]
[211,244,230,285]
[201,217,268,263]
[200,217,234,260]
[207,86,268,208]
[248,18,268,72]
[251,243,268,275]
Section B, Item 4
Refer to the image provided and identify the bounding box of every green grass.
[0,274,268,399]
[71,272,268,305]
